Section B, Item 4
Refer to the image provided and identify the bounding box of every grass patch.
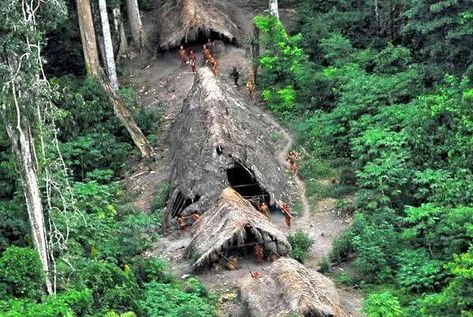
[152,181,171,213]
[306,180,356,203]
[299,157,337,180]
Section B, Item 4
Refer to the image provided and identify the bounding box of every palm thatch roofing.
[187,188,291,269]
[165,67,290,223]
[239,257,350,317]
[157,0,240,49]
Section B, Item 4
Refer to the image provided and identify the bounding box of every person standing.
[206,38,213,54]
[188,49,197,72]
[230,67,240,86]
[178,45,187,67]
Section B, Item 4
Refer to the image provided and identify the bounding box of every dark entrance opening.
[183,29,236,47]
[225,225,263,260]
[171,192,201,218]
[226,163,270,207]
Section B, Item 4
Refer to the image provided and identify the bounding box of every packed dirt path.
[122,42,363,316]
[266,114,311,218]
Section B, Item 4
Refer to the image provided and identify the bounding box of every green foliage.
[318,257,330,273]
[395,249,443,292]
[420,246,473,316]
[288,230,314,263]
[151,181,171,213]
[0,198,28,253]
[69,260,141,314]
[139,281,217,317]
[329,231,354,264]
[351,212,401,283]
[132,257,175,286]
[0,247,45,300]
[61,134,132,180]
[363,291,404,317]
[0,289,93,317]
[254,15,314,118]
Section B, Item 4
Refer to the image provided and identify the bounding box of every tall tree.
[403,0,473,73]
[112,7,128,61]
[269,0,279,19]
[76,0,152,158]
[98,0,119,90]
[77,0,101,76]
[0,0,69,294]
[126,0,147,50]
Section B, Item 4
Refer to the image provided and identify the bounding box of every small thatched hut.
[187,188,291,269]
[156,0,240,49]
[165,68,290,224]
[239,257,350,317]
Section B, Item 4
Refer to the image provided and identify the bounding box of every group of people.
[258,200,293,228]
[178,39,259,102]
[178,39,219,75]
[176,210,201,231]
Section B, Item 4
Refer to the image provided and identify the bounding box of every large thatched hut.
[187,188,291,269]
[156,0,241,49]
[239,257,350,317]
[165,68,290,224]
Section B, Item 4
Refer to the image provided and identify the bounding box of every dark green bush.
[288,230,314,263]
[139,281,217,317]
[151,181,171,213]
[0,289,93,317]
[0,247,45,299]
[329,231,354,264]
[132,257,175,286]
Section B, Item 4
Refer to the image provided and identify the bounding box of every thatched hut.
[239,257,350,317]
[156,0,241,49]
[165,68,290,223]
[187,188,291,269]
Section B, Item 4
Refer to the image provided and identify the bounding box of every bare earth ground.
[121,6,363,316]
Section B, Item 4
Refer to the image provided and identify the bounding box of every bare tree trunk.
[113,7,128,61]
[100,78,152,158]
[98,0,119,90]
[76,0,152,158]
[77,0,101,76]
[1,107,52,294]
[374,0,380,31]
[252,23,260,85]
[126,0,147,50]
[269,0,279,19]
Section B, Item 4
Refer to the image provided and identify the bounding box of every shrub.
[0,247,45,299]
[318,256,330,273]
[151,181,171,213]
[72,260,141,313]
[363,291,404,317]
[329,231,354,264]
[139,281,217,317]
[0,289,93,317]
[395,249,443,292]
[132,257,175,286]
[288,230,314,263]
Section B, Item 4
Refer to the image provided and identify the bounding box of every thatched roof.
[157,0,240,49]
[165,67,290,223]
[187,188,291,269]
[239,257,350,317]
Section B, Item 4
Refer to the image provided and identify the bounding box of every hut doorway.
[226,163,270,206]
[171,191,201,218]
